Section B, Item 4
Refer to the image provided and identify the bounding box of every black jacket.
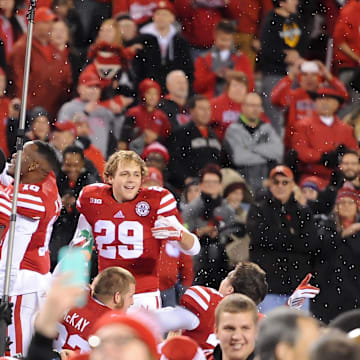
[247,192,318,295]
[132,33,194,92]
[311,215,360,324]
[167,121,222,189]
[210,344,255,360]
[158,98,190,134]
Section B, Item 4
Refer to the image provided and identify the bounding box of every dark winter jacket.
[132,32,194,92]
[207,344,255,360]
[247,192,318,295]
[168,121,222,189]
[311,214,360,324]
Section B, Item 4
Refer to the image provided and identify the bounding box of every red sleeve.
[342,124,358,151]
[15,184,46,219]
[9,43,26,98]
[333,13,348,45]
[193,56,216,97]
[0,191,10,226]
[100,95,124,110]
[234,53,255,92]
[271,76,293,108]
[291,120,322,163]
[329,76,349,101]
[154,188,178,218]
[112,0,130,16]
[76,183,107,216]
[179,253,194,287]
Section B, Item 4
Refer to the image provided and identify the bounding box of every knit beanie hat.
[160,336,206,360]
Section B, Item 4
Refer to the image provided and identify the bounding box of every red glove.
[287,273,320,309]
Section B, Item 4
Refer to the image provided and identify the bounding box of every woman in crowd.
[312,185,360,323]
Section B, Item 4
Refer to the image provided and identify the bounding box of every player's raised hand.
[287,273,320,309]
[151,217,183,242]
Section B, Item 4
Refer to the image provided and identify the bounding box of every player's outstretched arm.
[154,306,200,333]
[152,215,201,255]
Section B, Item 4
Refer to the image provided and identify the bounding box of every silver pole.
[0,0,37,355]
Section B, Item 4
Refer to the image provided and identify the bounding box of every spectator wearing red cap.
[247,165,319,313]
[134,0,193,92]
[271,60,349,150]
[57,71,117,158]
[9,7,73,117]
[311,184,360,323]
[291,86,358,184]
[193,20,254,100]
[160,336,206,360]
[81,42,135,115]
[119,78,171,154]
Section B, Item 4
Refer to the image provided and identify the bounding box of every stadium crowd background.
[0,0,360,359]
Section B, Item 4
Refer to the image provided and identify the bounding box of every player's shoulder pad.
[77,183,110,208]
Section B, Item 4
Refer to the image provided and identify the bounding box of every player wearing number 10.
[74,150,200,310]
[0,141,62,356]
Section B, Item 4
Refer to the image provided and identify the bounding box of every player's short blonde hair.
[92,266,135,299]
[104,150,147,183]
[215,293,258,327]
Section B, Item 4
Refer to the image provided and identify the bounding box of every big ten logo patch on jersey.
[280,22,301,48]
[90,197,102,205]
[135,201,150,216]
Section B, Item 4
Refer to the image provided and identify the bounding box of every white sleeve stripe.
[157,201,176,214]
[160,193,173,205]
[192,286,211,302]
[0,198,11,210]
[18,193,43,203]
[184,289,209,311]
[0,207,11,216]
[17,201,45,212]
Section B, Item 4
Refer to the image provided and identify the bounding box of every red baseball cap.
[139,78,161,97]
[316,87,345,104]
[154,0,176,15]
[269,165,294,180]
[142,142,170,163]
[78,71,101,87]
[34,7,57,23]
[143,167,164,187]
[160,336,206,360]
[54,121,77,136]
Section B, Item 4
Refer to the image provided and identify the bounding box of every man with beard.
[338,150,360,193]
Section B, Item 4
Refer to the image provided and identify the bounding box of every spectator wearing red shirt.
[271,60,348,150]
[291,87,358,183]
[9,7,72,118]
[119,78,171,154]
[227,0,273,68]
[333,0,360,114]
[193,20,254,99]
[174,0,226,59]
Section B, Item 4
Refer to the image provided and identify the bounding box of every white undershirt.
[319,115,334,126]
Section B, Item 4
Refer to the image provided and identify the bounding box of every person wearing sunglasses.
[247,165,320,314]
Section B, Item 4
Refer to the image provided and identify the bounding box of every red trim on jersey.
[14,295,23,354]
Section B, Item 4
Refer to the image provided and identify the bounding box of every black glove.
[321,151,338,168]
[0,300,13,326]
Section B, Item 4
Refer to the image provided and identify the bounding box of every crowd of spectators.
[0,0,360,358]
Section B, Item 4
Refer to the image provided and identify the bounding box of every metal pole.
[0,0,37,355]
